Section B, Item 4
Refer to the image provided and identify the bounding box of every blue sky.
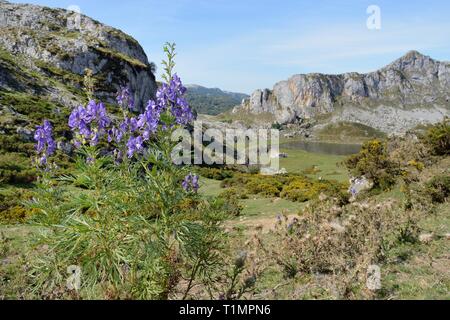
[13,0,450,93]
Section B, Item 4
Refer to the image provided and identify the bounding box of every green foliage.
[345,139,400,190]
[316,121,386,142]
[271,122,283,130]
[221,172,347,203]
[196,166,234,180]
[423,118,450,156]
[161,42,176,83]
[219,187,248,200]
[426,175,450,204]
[94,46,148,69]
[27,144,232,299]
[23,44,242,300]
[0,188,35,224]
[0,91,70,130]
[0,153,36,184]
[216,188,246,217]
[185,86,248,116]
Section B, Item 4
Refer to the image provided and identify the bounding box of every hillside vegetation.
[1,118,449,299]
[185,85,248,115]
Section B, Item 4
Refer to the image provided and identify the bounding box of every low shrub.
[255,197,419,299]
[280,180,315,202]
[426,175,450,204]
[345,139,400,190]
[221,172,347,203]
[196,166,234,180]
[219,187,248,200]
[423,118,450,156]
[0,188,35,223]
[0,153,36,184]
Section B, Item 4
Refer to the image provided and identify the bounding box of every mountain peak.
[235,51,450,133]
[399,50,430,62]
[0,0,157,110]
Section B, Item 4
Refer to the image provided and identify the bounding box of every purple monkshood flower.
[139,100,161,140]
[155,74,194,125]
[66,75,192,160]
[34,120,56,166]
[126,136,144,158]
[117,86,135,110]
[86,100,111,130]
[182,173,199,193]
[69,101,111,147]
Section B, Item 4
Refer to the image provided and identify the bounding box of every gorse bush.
[0,188,35,224]
[220,172,347,203]
[423,118,450,156]
[345,139,400,190]
[426,175,450,204]
[26,43,242,299]
[196,166,234,180]
[0,153,36,184]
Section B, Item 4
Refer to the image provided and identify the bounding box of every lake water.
[282,141,362,156]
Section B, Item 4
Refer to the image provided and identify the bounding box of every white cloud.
[164,16,450,92]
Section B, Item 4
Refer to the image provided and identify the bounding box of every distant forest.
[185,85,249,115]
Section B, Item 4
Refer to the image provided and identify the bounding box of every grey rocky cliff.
[234,51,450,133]
[0,0,157,110]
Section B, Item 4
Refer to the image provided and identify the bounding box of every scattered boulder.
[260,167,288,176]
[419,233,434,244]
[349,176,374,199]
[16,127,34,142]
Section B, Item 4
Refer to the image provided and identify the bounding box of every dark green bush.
[0,188,34,223]
[196,166,234,180]
[345,139,400,190]
[271,122,282,130]
[0,153,36,184]
[426,175,450,204]
[423,119,450,156]
[0,134,35,154]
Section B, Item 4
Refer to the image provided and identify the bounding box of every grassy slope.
[1,149,448,299]
[279,148,348,182]
[313,122,387,143]
[200,148,348,218]
[198,149,348,237]
[382,202,450,299]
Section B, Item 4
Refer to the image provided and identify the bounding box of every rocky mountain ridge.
[0,0,157,111]
[234,51,450,133]
[0,0,158,161]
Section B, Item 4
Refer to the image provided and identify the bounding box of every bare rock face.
[0,0,157,110]
[236,51,450,133]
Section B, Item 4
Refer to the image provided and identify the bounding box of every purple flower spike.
[69,101,111,147]
[155,74,194,126]
[182,173,200,193]
[34,120,56,167]
[126,136,144,158]
[117,86,135,110]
